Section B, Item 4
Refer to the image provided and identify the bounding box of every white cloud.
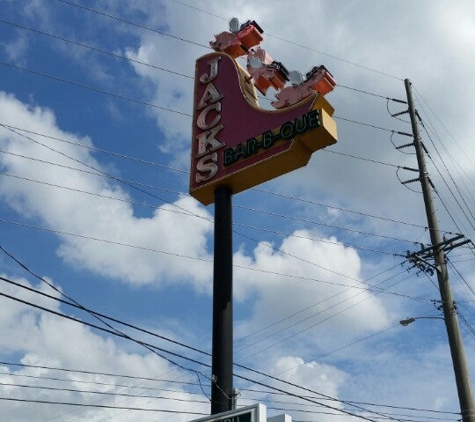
[233,229,391,363]
[0,92,214,289]
[1,1,474,419]
[0,275,208,422]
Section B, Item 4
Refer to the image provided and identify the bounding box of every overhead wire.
[0,242,436,384]
[2,125,426,294]
[0,167,401,259]
[2,121,461,250]
[0,282,211,372]
[0,2,456,320]
[0,243,428,314]
[0,288,393,422]
[168,0,402,81]
[0,274,210,358]
[0,396,206,415]
[54,0,210,50]
[236,271,423,361]
[0,256,448,422]
[2,131,434,320]
[0,244,217,406]
[2,122,436,237]
[0,17,194,80]
[0,360,459,420]
[0,256,462,420]
[1,3,467,419]
[0,11,407,132]
[0,95,446,370]
[417,114,475,231]
[0,381,209,405]
[0,368,206,393]
[0,361,206,386]
[235,203,417,245]
[0,58,406,140]
[235,263,403,345]
[1,250,435,375]
[0,122,187,174]
[0,59,192,117]
[0,2,424,286]
[413,86,475,170]
[0,138,447,265]
[447,259,475,299]
[254,187,428,230]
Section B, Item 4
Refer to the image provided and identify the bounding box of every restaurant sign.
[190,20,337,205]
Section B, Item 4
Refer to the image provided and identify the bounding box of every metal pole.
[405,79,475,422]
[211,186,233,414]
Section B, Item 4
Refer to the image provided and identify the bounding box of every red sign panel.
[190,52,337,205]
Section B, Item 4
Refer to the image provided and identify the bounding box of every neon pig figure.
[194,56,225,183]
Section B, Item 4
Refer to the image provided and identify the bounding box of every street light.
[399,314,475,422]
[399,316,444,327]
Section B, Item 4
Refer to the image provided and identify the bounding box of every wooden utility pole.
[404,79,475,422]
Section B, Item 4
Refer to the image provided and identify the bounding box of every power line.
[52,0,401,85]
[2,249,434,375]
[1,372,206,396]
[55,0,209,50]
[0,122,187,174]
[235,263,403,345]
[413,86,475,170]
[0,396,206,415]
[0,263,453,421]
[0,268,438,422]
[255,187,428,230]
[0,168,401,260]
[236,203,417,245]
[0,361,206,389]
[417,115,475,231]
[3,128,431,279]
[236,272,423,361]
[1,359,457,419]
[333,115,396,132]
[2,122,431,239]
[168,0,402,81]
[0,287,211,370]
[3,260,419,367]
[0,59,192,117]
[3,115,425,266]
[0,274,210,358]
[0,17,194,80]
[323,147,401,168]
[0,56,406,139]
[0,244,215,400]
[2,122,460,248]
[0,241,426,313]
[0,381,209,405]
[0,293,379,421]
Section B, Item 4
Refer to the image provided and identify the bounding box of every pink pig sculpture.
[271,65,336,109]
[246,47,289,95]
[210,19,263,59]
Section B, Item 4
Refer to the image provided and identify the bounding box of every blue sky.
[1,1,474,421]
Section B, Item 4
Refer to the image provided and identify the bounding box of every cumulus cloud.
[232,229,391,363]
[1,1,474,420]
[0,92,214,289]
[0,275,207,422]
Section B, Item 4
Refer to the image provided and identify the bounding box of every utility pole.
[404,78,475,422]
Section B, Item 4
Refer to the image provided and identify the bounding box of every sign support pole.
[211,185,234,414]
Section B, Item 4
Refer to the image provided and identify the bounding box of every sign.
[190,53,337,205]
[189,20,338,205]
[190,404,266,422]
